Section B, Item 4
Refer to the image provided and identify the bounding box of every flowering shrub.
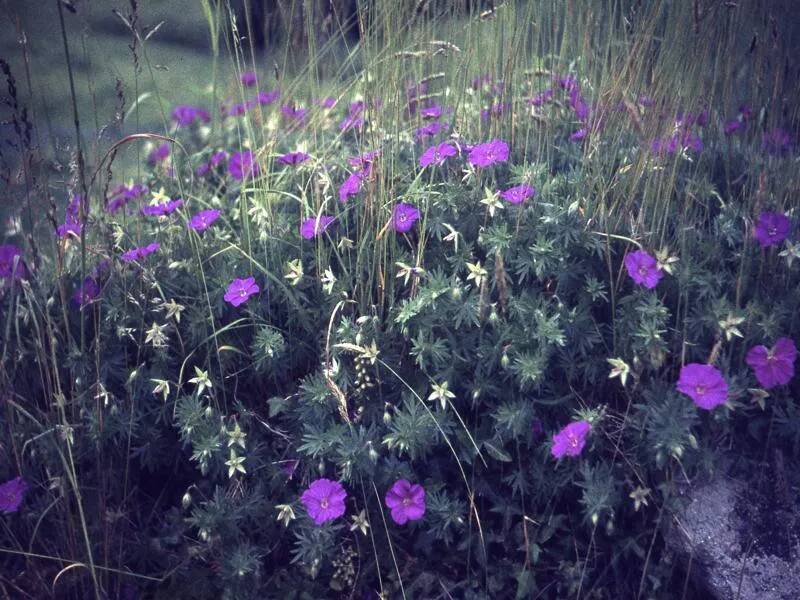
[1,2,799,598]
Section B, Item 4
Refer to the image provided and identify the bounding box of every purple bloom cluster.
[676,363,728,410]
[171,105,211,126]
[746,337,797,389]
[651,129,703,155]
[300,478,426,526]
[142,198,184,217]
[224,277,259,307]
[624,250,663,289]
[300,215,335,239]
[551,420,591,458]
[121,242,160,263]
[753,211,791,248]
[106,183,148,214]
[385,479,426,525]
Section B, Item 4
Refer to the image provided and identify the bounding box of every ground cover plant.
[1,0,799,598]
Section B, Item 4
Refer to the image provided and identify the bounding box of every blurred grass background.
[2,0,214,138]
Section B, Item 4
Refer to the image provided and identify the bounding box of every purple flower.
[420,105,442,120]
[57,217,82,238]
[339,171,365,203]
[676,363,728,410]
[348,150,379,169]
[210,151,228,167]
[347,100,365,115]
[624,250,663,289]
[239,71,257,87]
[300,478,347,525]
[0,245,28,281]
[754,211,791,248]
[147,143,170,166]
[226,102,249,117]
[57,194,84,238]
[142,199,184,217]
[318,96,337,108]
[746,337,797,389]
[385,479,425,525]
[256,90,280,106]
[499,184,535,205]
[414,121,443,139]
[73,277,101,307]
[188,209,222,232]
[528,88,554,107]
[0,477,28,513]
[121,242,160,263]
[471,74,491,90]
[228,151,260,181]
[569,89,590,121]
[171,105,211,126]
[339,114,365,132]
[224,277,259,307]
[392,203,420,233]
[281,459,299,479]
[468,139,509,168]
[106,183,148,213]
[480,102,509,120]
[300,215,335,239]
[419,142,457,168]
[555,74,578,92]
[762,127,792,154]
[278,151,310,166]
[724,119,743,136]
[551,420,591,459]
[281,105,308,122]
[570,128,587,142]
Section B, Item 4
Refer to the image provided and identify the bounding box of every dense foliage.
[1,1,799,598]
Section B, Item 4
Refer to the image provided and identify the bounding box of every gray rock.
[667,475,800,600]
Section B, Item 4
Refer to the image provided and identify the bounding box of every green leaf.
[483,441,512,462]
